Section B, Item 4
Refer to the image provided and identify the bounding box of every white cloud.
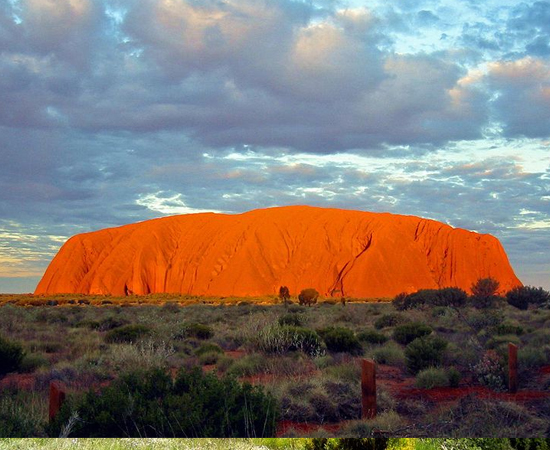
[135,192,223,215]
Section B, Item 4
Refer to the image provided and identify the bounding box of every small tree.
[298,288,319,307]
[471,277,500,308]
[279,285,291,307]
[506,286,550,310]
[0,335,25,377]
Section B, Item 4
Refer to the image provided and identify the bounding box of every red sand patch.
[396,385,550,402]
[225,350,246,359]
[0,373,36,390]
[277,420,342,437]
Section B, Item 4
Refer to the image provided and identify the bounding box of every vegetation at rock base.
[299,289,319,307]
[0,336,25,377]
[48,367,278,437]
[0,285,550,439]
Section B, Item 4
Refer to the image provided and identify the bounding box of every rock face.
[35,206,522,298]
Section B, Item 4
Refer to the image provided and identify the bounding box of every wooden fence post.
[49,381,66,421]
[361,358,376,419]
[508,343,518,394]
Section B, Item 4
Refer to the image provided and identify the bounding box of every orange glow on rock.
[35,206,522,298]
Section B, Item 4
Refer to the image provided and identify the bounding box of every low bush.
[415,367,449,389]
[357,330,388,345]
[485,335,521,350]
[374,313,408,330]
[518,346,548,369]
[226,354,266,377]
[97,316,130,331]
[298,289,319,307]
[392,322,433,345]
[404,335,448,374]
[278,313,303,327]
[318,327,363,355]
[434,287,468,308]
[472,350,506,391]
[507,286,550,310]
[468,310,504,333]
[448,367,461,388]
[19,353,50,373]
[0,389,47,437]
[0,335,25,377]
[195,343,224,356]
[471,277,502,309]
[104,324,151,344]
[198,351,222,365]
[49,367,278,437]
[174,323,214,340]
[373,342,405,366]
[414,367,460,389]
[393,288,468,311]
[493,322,524,336]
[254,325,323,357]
[393,289,439,310]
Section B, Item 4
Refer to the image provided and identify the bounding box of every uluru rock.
[35,206,522,298]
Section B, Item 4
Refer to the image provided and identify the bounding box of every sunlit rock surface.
[35,206,522,298]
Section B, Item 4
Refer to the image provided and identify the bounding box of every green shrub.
[104,324,151,344]
[415,367,449,389]
[357,330,388,345]
[507,286,550,310]
[226,354,266,377]
[392,290,438,310]
[195,343,224,356]
[161,302,181,314]
[298,288,319,307]
[374,313,408,330]
[97,316,130,331]
[393,288,467,310]
[19,353,50,373]
[469,310,504,333]
[174,323,214,340]
[518,346,548,369]
[0,335,25,377]
[493,322,524,336]
[392,322,433,345]
[373,342,405,366]
[278,313,303,327]
[255,325,323,357]
[0,389,47,437]
[198,351,222,365]
[471,277,501,308]
[405,335,448,374]
[448,367,461,388]
[486,334,521,350]
[49,367,278,437]
[435,287,468,308]
[509,439,550,450]
[318,327,363,355]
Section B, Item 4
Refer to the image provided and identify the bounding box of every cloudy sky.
[1,0,549,293]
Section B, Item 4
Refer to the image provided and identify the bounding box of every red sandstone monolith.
[35,206,522,298]
[362,359,376,419]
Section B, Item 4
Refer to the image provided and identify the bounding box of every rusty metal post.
[49,381,66,421]
[508,343,518,393]
[361,358,376,419]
